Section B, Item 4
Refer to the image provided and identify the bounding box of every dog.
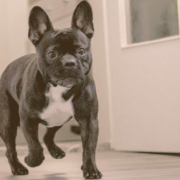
[0,1,102,179]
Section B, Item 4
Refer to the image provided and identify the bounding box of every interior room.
[0,0,180,179]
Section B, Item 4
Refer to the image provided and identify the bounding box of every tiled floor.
[0,149,180,180]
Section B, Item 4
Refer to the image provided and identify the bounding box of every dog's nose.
[62,58,77,68]
[65,61,76,68]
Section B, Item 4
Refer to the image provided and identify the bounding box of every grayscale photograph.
[0,0,180,180]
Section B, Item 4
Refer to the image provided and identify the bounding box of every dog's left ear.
[71,1,94,39]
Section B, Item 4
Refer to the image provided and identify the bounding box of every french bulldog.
[0,1,102,179]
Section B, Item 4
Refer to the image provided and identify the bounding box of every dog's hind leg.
[44,126,66,159]
[0,92,28,175]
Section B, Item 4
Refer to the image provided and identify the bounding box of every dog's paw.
[12,162,29,175]
[49,145,66,159]
[25,153,45,167]
[82,165,102,179]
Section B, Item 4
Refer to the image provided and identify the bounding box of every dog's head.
[28,1,94,88]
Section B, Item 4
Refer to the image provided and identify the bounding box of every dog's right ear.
[28,6,53,46]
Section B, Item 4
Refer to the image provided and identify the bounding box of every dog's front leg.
[79,119,102,179]
[20,117,44,167]
[44,126,66,159]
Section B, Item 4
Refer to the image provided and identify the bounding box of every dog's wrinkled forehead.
[50,28,90,50]
[53,29,77,44]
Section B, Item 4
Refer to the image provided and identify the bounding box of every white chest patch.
[40,85,74,128]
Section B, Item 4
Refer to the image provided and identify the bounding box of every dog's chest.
[40,85,74,127]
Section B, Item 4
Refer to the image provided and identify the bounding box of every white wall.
[0,0,28,75]
[0,1,10,74]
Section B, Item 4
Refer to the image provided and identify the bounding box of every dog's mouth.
[50,77,82,88]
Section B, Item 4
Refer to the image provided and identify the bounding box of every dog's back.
[0,54,38,103]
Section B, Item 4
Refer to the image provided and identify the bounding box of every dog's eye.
[77,48,85,56]
[48,51,58,59]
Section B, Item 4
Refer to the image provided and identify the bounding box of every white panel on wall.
[106,0,180,152]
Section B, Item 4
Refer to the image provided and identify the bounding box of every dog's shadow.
[7,173,68,180]
[29,173,67,180]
